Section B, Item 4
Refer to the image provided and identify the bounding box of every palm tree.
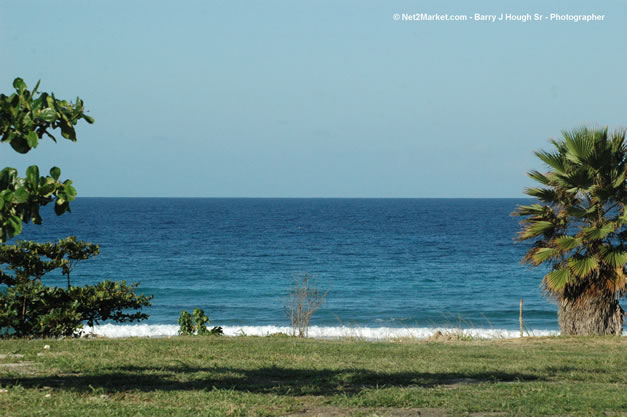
[514,127,627,335]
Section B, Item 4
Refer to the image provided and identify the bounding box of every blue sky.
[1,1,625,197]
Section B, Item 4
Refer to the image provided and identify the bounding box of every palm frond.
[563,128,595,163]
[544,268,571,291]
[517,126,627,300]
[567,256,599,278]
[599,246,627,268]
[520,221,554,240]
[563,169,594,191]
[610,129,627,155]
[527,170,551,185]
[565,206,588,218]
[532,247,561,264]
[554,236,581,250]
[514,204,546,217]
[611,171,625,188]
[534,150,565,173]
[523,187,558,203]
[582,224,615,240]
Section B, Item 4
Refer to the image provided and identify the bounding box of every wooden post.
[519,298,524,338]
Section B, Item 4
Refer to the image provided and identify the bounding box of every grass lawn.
[0,335,626,416]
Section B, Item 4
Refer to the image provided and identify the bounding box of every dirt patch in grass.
[441,378,483,386]
[0,354,24,359]
[287,406,449,416]
[0,361,36,374]
[287,407,507,416]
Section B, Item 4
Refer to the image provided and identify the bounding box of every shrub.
[0,238,152,338]
[178,310,194,335]
[193,308,210,335]
[284,272,329,337]
[178,308,223,336]
[0,279,82,337]
[71,281,151,329]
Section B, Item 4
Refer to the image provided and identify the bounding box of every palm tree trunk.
[558,290,624,335]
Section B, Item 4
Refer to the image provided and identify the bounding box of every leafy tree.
[0,279,83,337]
[0,238,152,337]
[0,79,151,338]
[514,127,627,335]
[49,236,100,289]
[0,77,93,241]
[71,280,152,329]
[0,236,98,288]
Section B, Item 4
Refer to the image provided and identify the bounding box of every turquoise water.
[18,198,579,333]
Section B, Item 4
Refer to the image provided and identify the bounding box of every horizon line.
[75,196,533,199]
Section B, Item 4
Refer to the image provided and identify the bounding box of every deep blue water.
[16,198,570,330]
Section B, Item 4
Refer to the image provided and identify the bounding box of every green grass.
[0,336,626,416]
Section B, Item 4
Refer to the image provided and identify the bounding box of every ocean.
[17,198,614,339]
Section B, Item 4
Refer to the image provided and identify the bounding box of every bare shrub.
[284,273,329,337]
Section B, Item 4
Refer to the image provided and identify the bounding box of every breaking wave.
[83,324,559,340]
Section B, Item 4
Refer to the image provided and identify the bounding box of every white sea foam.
[83,324,559,340]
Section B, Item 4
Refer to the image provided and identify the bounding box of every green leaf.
[601,248,627,268]
[59,121,76,140]
[83,114,95,124]
[520,220,556,240]
[555,236,581,250]
[64,184,77,200]
[534,150,565,173]
[26,165,39,186]
[6,215,22,237]
[0,168,17,187]
[523,187,557,203]
[10,137,30,154]
[527,170,550,185]
[532,247,560,264]
[545,268,571,290]
[38,183,56,197]
[38,108,57,122]
[14,187,29,203]
[583,224,614,240]
[26,131,38,148]
[566,207,588,218]
[54,201,66,216]
[563,130,595,163]
[12,78,26,93]
[568,256,599,278]
[31,80,40,96]
[50,166,61,181]
[529,221,554,235]
[1,190,14,202]
[514,204,546,217]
